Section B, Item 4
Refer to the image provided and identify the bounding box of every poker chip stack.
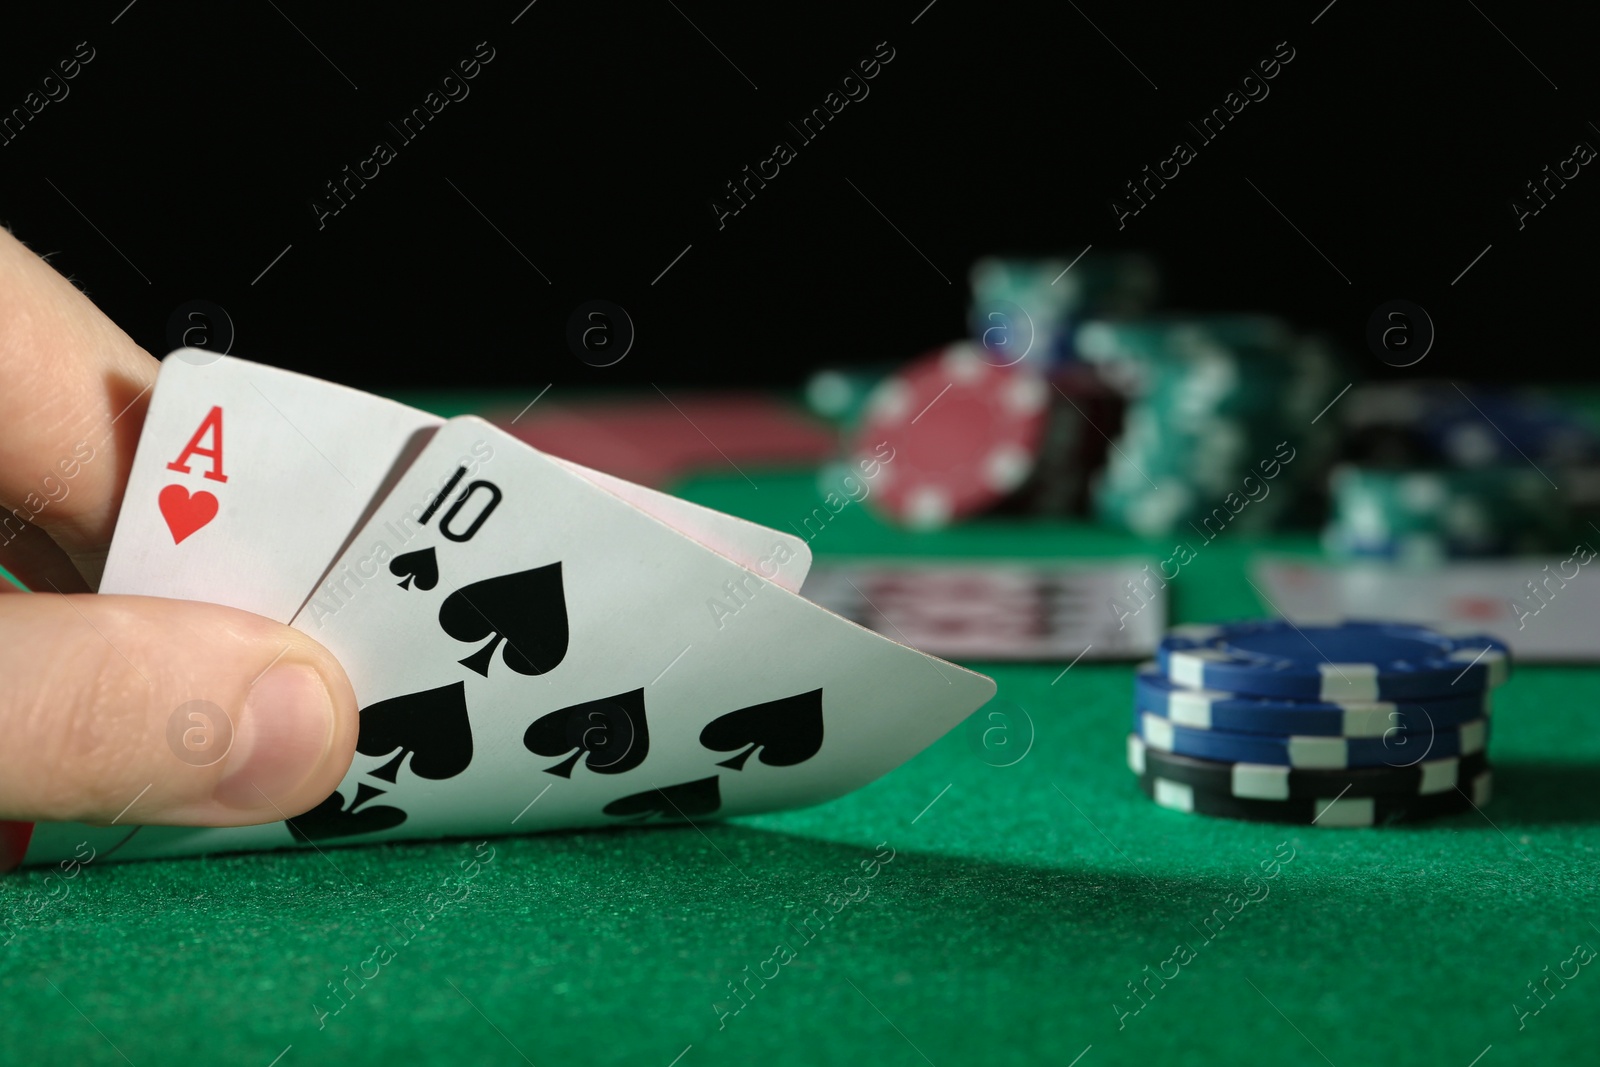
[1001,360,1124,518]
[1127,619,1508,827]
[1075,316,1343,538]
[1325,384,1598,561]
[846,343,1125,528]
[968,254,1159,368]
[1324,466,1565,560]
[819,252,1163,529]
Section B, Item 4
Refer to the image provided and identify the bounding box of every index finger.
[0,227,159,583]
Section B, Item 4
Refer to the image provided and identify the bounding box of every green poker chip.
[1324,464,1570,561]
[1081,316,1341,538]
[804,368,889,428]
[970,255,1160,364]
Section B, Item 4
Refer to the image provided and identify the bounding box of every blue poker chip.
[1134,664,1492,737]
[1158,619,1509,701]
[1424,390,1599,468]
[1133,710,1488,769]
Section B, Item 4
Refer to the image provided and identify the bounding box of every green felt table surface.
[4,438,1598,1065]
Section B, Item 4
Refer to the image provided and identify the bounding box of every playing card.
[800,558,1167,660]
[33,417,992,862]
[552,457,810,592]
[99,351,442,620]
[1251,553,1600,662]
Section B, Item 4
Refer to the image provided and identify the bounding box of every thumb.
[0,592,359,825]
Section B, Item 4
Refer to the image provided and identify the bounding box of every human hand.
[0,227,358,827]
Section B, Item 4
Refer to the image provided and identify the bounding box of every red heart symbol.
[159,484,218,544]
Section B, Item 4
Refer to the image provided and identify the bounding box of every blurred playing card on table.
[799,558,1167,661]
[1252,554,1600,662]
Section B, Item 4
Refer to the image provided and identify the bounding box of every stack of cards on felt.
[22,358,994,864]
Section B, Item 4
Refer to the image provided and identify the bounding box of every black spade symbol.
[358,681,474,784]
[389,547,439,591]
[699,689,824,771]
[438,563,569,677]
[602,776,722,822]
[287,782,407,842]
[524,688,650,778]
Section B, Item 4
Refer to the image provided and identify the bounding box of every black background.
[1,0,1593,392]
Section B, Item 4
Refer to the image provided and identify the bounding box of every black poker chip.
[1134,766,1490,826]
[1127,734,1492,801]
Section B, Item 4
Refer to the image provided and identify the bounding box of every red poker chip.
[854,343,1050,527]
[0,821,34,872]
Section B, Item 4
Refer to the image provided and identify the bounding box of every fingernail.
[214,664,337,810]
